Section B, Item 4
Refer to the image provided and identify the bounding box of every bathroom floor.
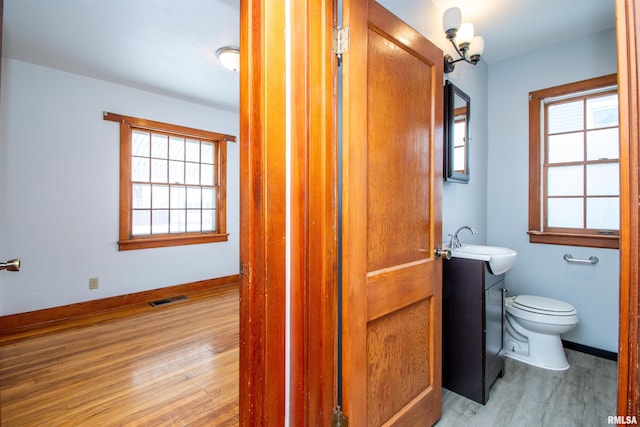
[436,349,617,427]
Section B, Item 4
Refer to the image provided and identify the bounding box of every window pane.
[186,139,200,162]
[453,121,465,147]
[586,94,618,129]
[152,184,169,209]
[547,198,583,228]
[151,134,168,158]
[587,163,619,196]
[152,210,169,234]
[132,131,150,156]
[151,159,168,183]
[169,160,185,184]
[201,142,215,164]
[187,186,201,208]
[548,101,583,134]
[170,186,186,209]
[202,188,216,209]
[132,210,151,235]
[547,165,583,196]
[587,197,619,230]
[201,164,214,186]
[132,157,150,182]
[170,209,186,233]
[185,163,200,185]
[548,132,583,163]
[587,128,619,160]
[202,209,215,231]
[453,146,465,171]
[187,210,201,232]
[132,184,151,209]
[169,136,185,160]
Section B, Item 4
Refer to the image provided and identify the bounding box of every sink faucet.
[449,226,478,249]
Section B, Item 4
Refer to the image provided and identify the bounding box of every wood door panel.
[367,299,431,426]
[367,27,431,272]
[367,260,438,322]
[381,388,440,427]
[342,0,443,424]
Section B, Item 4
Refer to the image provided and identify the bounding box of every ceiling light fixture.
[442,7,484,73]
[216,46,240,72]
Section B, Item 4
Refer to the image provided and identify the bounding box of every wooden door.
[341,0,444,425]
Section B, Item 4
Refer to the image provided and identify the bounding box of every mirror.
[444,80,471,183]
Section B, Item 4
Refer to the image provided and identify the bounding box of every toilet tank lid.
[513,295,577,313]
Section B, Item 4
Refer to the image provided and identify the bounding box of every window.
[104,112,236,250]
[528,74,619,249]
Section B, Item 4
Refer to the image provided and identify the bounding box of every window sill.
[527,231,619,249]
[118,233,229,251]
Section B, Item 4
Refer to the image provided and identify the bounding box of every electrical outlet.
[89,277,99,290]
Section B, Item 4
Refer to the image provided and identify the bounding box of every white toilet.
[504,295,579,371]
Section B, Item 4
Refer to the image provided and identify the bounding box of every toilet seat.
[512,295,577,316]
[505,295,579,326]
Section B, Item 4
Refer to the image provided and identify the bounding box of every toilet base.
[504,348,569,371]
[504,318,570,371]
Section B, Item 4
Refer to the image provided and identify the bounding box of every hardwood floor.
[0,284,239,426]
[436,349,618,427]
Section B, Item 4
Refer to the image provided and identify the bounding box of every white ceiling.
[2,0,240,112]
[432,0,615,64]
[2,0,615,112]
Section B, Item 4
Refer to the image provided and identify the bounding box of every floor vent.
[149,295,189,307]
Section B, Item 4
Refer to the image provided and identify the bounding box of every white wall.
[0,59,240,316]
[487,28,619,352]
[442,63,489,246]
[377,0,489,246]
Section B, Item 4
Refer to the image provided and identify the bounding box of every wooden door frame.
[0,2,3,423]
[239,0,337,425]
[617,0,640,417]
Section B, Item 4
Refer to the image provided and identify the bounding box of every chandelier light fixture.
[442,7,484,73]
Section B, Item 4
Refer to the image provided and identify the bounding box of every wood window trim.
[104,112,236,251]
[528,74,620,249]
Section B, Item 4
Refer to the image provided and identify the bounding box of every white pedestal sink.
[451,244,518,275]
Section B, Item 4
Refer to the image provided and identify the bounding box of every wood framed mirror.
[444,80,471,183]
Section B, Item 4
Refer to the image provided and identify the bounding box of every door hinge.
[332,406,348,427]
[333,26,350,66]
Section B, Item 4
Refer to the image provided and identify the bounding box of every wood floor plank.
[0,285,239,426]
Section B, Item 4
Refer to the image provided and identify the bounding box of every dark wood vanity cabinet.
[442,257,505,404]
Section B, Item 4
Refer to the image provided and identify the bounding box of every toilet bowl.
[504,295,579,371]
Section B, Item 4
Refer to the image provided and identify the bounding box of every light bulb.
[456,23,474,51]
[442,7,461,39]
[468,36,484,63]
